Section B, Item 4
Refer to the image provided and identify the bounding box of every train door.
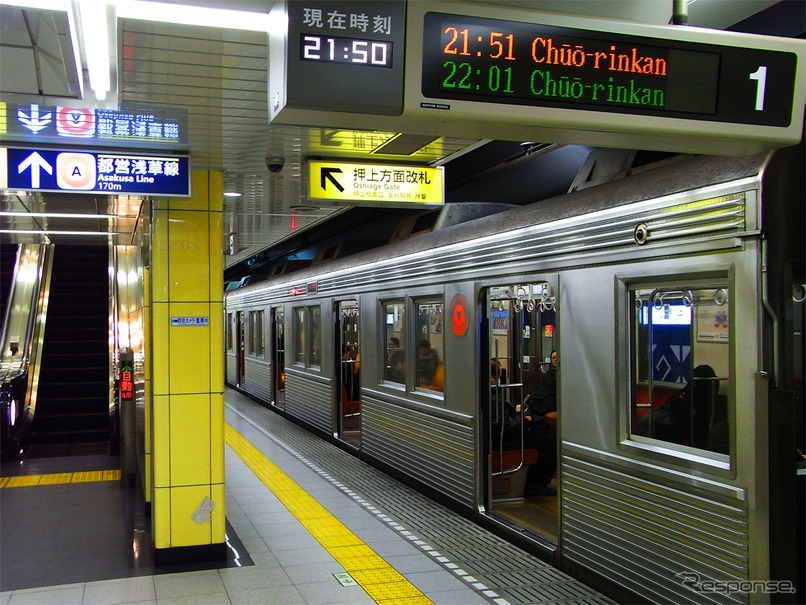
[336,301,361,447]
[271,307,285,409]
[485,282,559,543]
[236,311,245,387]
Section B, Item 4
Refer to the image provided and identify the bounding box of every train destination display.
[271,1,803,154]
[421,12,798,127]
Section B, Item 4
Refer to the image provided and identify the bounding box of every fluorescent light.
[223,192,242,198]
[0,211,124,219]
[0,229,126,235]
[0,0,70,8]
[77,0,112,101]
[116,0,271,31]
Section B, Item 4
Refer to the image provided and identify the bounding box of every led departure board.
[421,12,798,127]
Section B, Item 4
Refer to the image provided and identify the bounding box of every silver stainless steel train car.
[225,146,804,604]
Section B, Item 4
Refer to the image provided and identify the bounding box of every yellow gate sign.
[308,160,443,206]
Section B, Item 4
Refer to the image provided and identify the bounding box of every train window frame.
[381,300,407,388]
[617,269,734,470]
[310,305,322,368]
[414,297,444,397]
[292,305,322,369]
[248,310,265,358]
[226,312,233,352]
[293,306,306,366]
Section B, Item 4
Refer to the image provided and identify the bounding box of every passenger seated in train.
[492,359,558,498]
[521,351,558,497]
[634,364,728,453]
[417,339,439,387]
[523,350,558,419]
[385,337,405,383]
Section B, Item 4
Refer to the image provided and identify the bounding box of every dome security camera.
[266,156,285,173]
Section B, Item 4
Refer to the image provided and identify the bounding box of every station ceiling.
[0,0,801,271]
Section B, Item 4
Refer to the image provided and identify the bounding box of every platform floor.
[0,388,615,604]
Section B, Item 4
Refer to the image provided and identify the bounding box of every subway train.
[224,145,804,605]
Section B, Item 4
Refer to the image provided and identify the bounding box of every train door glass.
[337,301,361,447]
[271,307,285,409]
[486,283,558,543]
[236,311,245,387]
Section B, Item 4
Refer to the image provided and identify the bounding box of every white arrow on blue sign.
[17,104,52,134]
[1,146,191,196]
[17,152,52,189]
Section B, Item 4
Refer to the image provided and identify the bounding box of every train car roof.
[228,150,777,297]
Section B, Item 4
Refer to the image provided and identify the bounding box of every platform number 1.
[749,66,767,111]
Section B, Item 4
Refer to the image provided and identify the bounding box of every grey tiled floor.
[1,389,612,604]
[0,402,488,604]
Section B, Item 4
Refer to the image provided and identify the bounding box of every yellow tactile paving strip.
[0,469,120,488]
[225,423,435,605]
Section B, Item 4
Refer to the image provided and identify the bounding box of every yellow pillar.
[149,170,225,565]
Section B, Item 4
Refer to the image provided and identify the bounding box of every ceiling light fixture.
[76,0,114,102]
[223,192,242,198]
[0,211,125,219]
[116,0,272,31]
[0,229,127,236]
[0,0,70,9]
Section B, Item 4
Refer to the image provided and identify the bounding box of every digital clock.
[301,34,393,68]
[421,12,798,127]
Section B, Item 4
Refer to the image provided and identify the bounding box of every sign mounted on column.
[307,160,443,206]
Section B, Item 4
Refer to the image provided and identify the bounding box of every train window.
[629,284,731,456]
[310,306,322,367]
[383,301,406,385]
[226,313,233,352]
[248,310,265,357]
[293,307,306,365]
[292,305,321,368]
[416,299,444,393]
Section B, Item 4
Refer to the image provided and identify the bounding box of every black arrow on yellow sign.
[321,167,344,192]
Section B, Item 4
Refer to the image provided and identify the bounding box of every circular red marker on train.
[449,294,469,337]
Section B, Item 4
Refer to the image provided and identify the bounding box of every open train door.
[270,307,285,410]
[336,300,361,447]
[484,282,559,544]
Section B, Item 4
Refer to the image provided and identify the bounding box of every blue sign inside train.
[1,146,190,196]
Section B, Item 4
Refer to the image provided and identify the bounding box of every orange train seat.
[491,449,539,500]
[491,449,538,472]
[419,361,444,392]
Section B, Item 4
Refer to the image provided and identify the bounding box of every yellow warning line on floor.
[225,423,434,605]
[0,469,120,488]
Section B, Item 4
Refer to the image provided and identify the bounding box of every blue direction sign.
[2,103,188,147]
[0,146,190,196]
[170,316,209,326]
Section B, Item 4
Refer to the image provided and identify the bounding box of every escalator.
[1,244,111,458]
[28,245,111,457]
[0,244,53,455]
